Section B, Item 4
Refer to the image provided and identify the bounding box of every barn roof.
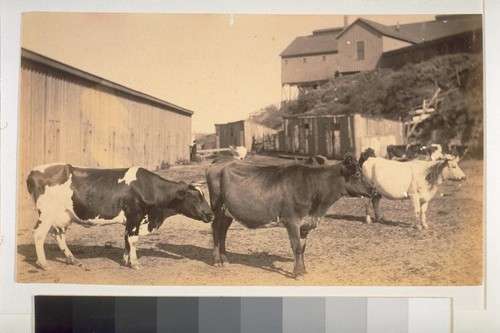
[336,18,421,44]
[280,15,482,58]
[21,48,194,116]
[396,15,482,43]
[279,28,342,57]
[215,119,278,132]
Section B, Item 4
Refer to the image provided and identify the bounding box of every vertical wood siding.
[215,121,277,152]
[19,59,191,179]
[284,115,404,159]
[337,23,383,73]
[281,53,339,85]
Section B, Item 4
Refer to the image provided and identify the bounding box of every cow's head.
[173,182,214,223]
[341,155,375,197]
[425,156,466,185]
[358,147,375,166]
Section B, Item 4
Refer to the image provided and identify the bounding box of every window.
[356,41,365,60]
[322,55,326,61]
[303,57,307,63]
[284,59,288,65]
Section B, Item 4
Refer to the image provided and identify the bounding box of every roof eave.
[21,48,194,116]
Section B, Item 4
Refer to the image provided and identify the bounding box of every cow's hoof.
[36,261,51,271]
[213,262,228,268]
[294,273,308,281]
[130,262,143,270]
[66,256,82,266]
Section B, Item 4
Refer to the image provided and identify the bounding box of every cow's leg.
[123,213,144,270]
[123,231,131,267]
[364,198,373,224]
[212,209,233,267]
[420,201,430,230]
[124,232,142,270]
[410,195,422,229]
[284,220,307,279]
[372,194,382,222]
[124,228,143,270]
[50,227,81,266]
[33,219,52,270]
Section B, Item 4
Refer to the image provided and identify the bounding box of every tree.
[248,104,284,130]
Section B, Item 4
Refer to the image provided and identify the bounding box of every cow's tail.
[26,172,38,201]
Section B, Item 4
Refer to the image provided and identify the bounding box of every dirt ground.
[16,157,483,286]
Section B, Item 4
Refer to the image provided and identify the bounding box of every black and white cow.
[27,163,214,270]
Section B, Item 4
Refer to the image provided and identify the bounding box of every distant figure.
[190,140,197,162]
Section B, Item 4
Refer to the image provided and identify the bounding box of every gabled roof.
[280,28,342,58]
[280,15,482,59]
[336,17,421,44]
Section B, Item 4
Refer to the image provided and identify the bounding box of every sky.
[22,13,437,133]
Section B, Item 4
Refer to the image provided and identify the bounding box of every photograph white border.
[1,1,497,332]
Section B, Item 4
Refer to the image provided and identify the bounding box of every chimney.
[344,15,349,27]
[396,21,400,31]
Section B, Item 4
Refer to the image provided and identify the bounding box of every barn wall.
[352,114,405,158]
[284,116,340,159]
[19,58,191,179]
[215,120,278,152]
[284,114,404,159]
[281,53,339,85]
[337,23,383,73]
[215,121,245,149]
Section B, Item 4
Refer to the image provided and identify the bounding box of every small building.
[215,120,278,152]
[19,48,194,179]
[283,113,405,159]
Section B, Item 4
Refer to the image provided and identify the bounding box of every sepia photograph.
[16,12,483,286]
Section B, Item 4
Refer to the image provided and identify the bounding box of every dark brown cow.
[27,163,214,270]
[206,156,373,279]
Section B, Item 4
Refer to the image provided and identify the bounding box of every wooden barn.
[283,113,404,159]
[280,15,482,93]
[18,48,194,179]
[214,120,278,152]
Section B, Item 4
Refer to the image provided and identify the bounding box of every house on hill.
[280,15,482,97]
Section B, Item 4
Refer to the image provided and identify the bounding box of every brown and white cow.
[27,163,214,270]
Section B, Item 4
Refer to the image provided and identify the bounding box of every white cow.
[362,157,466,229]
[229,145,247,160]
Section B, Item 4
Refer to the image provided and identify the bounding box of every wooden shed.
[283,113,405,159]
[215,120,278,152]
[19,48,194,178]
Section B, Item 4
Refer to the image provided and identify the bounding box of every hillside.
[272,53,482,157]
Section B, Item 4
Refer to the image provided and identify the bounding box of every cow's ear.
[175,182,189,200]
[342,155,354,165]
